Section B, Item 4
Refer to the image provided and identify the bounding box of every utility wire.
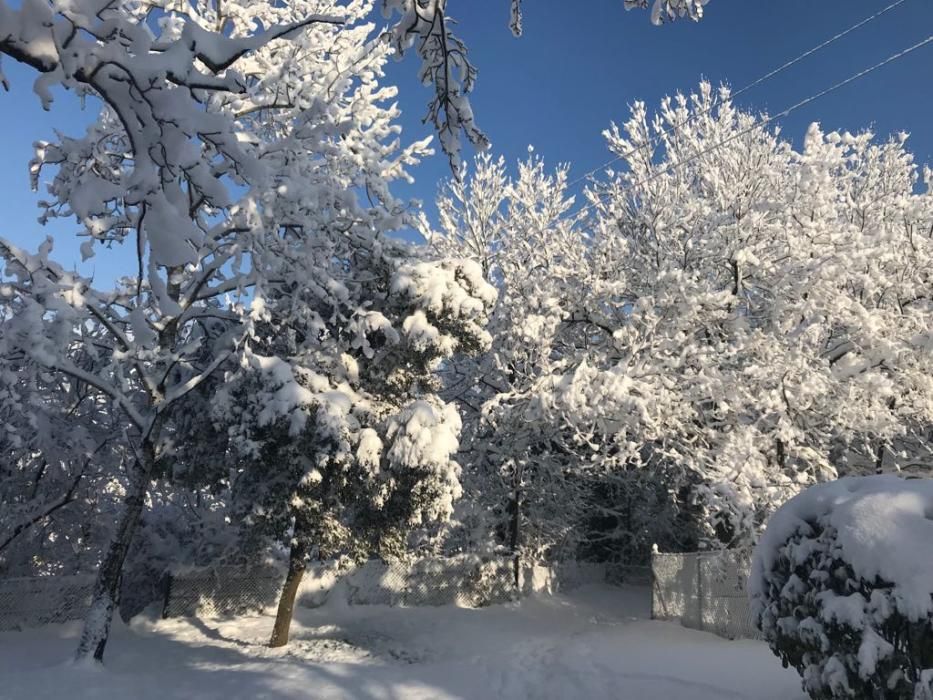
[575,34,933,219]
[566,0,911,191]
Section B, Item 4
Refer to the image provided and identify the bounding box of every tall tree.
[429,83,933,563]
[423,151,600,573]
[220,255,494,647]
[587,83,933,544]
[0,0,382,662]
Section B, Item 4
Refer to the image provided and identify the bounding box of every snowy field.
[0,585,804,700]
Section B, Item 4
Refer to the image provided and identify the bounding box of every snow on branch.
[382,0,488,171]
[623,0,709,25]
[150,13,344,75]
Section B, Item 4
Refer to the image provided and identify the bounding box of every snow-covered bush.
[750,476,933,699]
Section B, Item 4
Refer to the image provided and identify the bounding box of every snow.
[384,399,463,524]
[0,585,803,700]
[402,310,450,354]
[751,475,933,621]
[392,260,497,324]
[356,428,383,471]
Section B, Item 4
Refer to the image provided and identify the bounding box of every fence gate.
[651,548,759,640]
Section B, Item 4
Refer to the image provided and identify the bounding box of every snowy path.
[0,585,805,699]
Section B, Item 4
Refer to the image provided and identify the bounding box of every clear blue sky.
[1,0,931,280]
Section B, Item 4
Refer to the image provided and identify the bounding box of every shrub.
[749,475,933,699]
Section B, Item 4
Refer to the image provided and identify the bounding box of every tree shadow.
[184,615,258,651]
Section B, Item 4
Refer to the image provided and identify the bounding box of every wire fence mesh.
[162,556,519,618]
[161,557,650,620]
[0,556,651,630]
[0,575,96,630]
[650,547,759,640]
[161,565,284,619]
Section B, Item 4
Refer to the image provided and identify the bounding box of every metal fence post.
[696,553,703,631]
[649,549,655,620]
[161,572,173,619]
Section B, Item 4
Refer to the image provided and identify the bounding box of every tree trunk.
[75,447,152,663]
[874,443,886,474]
[509,470,522,590]
[269,541,309,648]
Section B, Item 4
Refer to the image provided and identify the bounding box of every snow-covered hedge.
[750,476,933,699]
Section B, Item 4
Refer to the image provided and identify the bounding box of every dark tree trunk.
[75,445,152,663]
[874,443,886,474]
[875,399,897,474]
[509,464,523,590]
[269,539,309,648]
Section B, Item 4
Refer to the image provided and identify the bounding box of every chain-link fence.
[0,574,95,630]
[161,565,283,619]
[650,547,759,640]
[1,555,646,629]
[162,556,647,620]
[162,556,519,618]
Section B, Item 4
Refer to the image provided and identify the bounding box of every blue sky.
[1,0,931,281]
[389,0,933,213]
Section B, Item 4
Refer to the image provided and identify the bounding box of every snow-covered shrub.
[750,476,933,699]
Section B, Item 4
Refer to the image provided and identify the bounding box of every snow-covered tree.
[586,83,933,545]
[219,253,494,647]
[180,0,494,648]
[0,0,441,662]
[531,83,931,552]
[423,151,612,574]
[430,82,933,567]
[425,151,508,279]
[0,303,124,577]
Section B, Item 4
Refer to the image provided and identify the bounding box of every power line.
[724,0,909,105]
[566,0,911,191]
[575,34,933,219]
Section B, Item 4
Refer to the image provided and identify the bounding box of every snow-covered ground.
[0,585,804,700]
